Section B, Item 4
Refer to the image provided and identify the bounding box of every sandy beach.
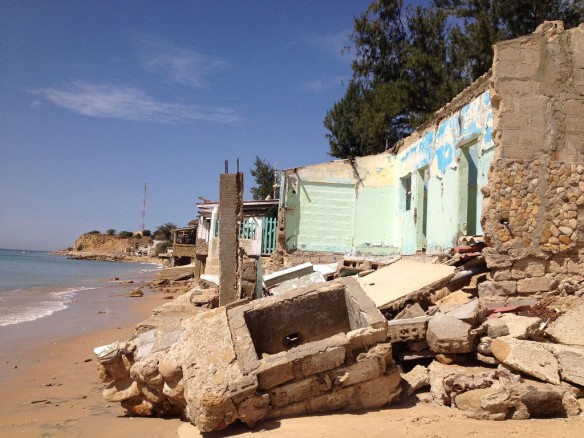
[2,281,584,438]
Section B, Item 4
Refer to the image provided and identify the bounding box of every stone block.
[512,258,546,278]
[237,394,270,427]
[307,386,355,413]
[300,346,346,377]
[269,377,321,408]
[333,355,384,387]
[387,316,431,343]
[426,314,476,354]
[346,327,387,351]
[490,338,560,384]
[353,374,402,409]
[478,280,517,298]
[516,276,554,293]
[257,356,295,390]
[445,298,483,326]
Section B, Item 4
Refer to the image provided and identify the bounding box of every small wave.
[0,299,70,327]
[0,286,96,327]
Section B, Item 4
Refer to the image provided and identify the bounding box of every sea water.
[0,248,160,327]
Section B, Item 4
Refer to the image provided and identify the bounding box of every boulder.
[128,287,144,297]
[426,314,476,353]
[455,379,581,420]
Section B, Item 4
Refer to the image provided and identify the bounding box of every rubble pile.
[96,252,584,431]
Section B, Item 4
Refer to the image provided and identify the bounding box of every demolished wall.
[480,22,584,301]
[280,71,494,260]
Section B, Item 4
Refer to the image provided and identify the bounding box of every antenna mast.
[140,183,147,232]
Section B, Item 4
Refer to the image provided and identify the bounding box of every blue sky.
[0,1,424,251]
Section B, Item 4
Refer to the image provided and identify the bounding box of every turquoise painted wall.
[282,91,494,256]
[353,186,398,254]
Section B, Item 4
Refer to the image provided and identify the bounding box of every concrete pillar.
[219,172,243,306]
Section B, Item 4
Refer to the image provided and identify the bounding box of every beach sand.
[2,284,584,437]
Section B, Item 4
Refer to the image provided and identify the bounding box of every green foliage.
[86,230,100,235]
[119,231,133,238]
[324,0,583,158]
[154,223,177,241]
[153,240,172,256]
[106,229,116,235]
[142,229,152,237]
[250,156,275,200]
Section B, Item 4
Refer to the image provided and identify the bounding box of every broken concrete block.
[346,326,387,350]
[482,318,510,338]
[499,314,541,339]
[445,298,484,326]
[426,314,476,354]
[435,291,473,313]
[544,343,584,387]
[490,338,560,384]
[263,262,314,288]
[394,302,426,319]
[387,316,431,343]
[545,301,584,346]
[269,271,326,296]
[401,364,430,396]
[357,260,455,310]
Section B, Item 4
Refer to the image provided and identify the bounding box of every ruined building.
[96,22,584,432]
[278,21,583,284]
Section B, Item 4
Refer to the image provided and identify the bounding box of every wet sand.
[1,281,584,437]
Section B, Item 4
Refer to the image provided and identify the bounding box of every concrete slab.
[356,260,456,310]
[263,262,314,288]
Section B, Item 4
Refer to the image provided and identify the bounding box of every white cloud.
[301,29,353,60]
[299,76,347,93]
[33,82,242,124]
[134,34,230,88]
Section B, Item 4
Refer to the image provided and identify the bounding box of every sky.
[0,1,425,251]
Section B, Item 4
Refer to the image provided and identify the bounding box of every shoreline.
[1,275,584,437]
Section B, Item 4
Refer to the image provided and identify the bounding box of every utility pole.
[140,183,147,232]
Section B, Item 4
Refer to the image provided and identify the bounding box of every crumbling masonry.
[480,22,584,302]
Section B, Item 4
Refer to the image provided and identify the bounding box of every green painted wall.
[353,186,398,254]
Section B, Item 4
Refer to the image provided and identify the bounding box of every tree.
[106,229,116,235]
[142,229,151,237]
[250,156,275,200]
[154,222,177,241]
[324,0,583,158]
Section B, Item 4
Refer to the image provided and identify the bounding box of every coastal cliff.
[54,233,162,264]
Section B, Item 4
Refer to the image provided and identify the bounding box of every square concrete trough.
[228,278,388,390]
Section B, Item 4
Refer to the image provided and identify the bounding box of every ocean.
[0,248,160,327]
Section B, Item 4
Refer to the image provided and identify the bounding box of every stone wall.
[480,22,584,300]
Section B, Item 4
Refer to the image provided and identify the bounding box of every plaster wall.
[281,88,494,256]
